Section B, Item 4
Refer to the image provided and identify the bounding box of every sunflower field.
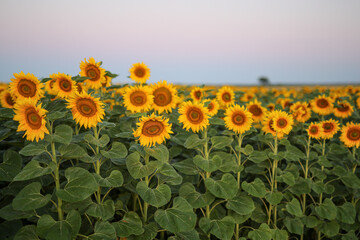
[1,58,360,240]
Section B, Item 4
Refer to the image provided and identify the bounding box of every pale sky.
[0,0,359,85]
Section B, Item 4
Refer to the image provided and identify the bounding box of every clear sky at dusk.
[0,0,359,85]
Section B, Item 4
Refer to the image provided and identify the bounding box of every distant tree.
[258,76,270,86]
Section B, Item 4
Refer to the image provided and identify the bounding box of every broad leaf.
[226,195,255,215]
[86,200,115,220]
[315,198,337,220]
[179,183,214,208]
[14,160,52,181]
[88,221,117,240]
[101,142,128,159]
[19,142,49,156]
[286,198,303,217]
[0,150,22,181]
[99,170,124,187]
[205,173,238,199]
[242,178,266,198]
[136,181,171,208]
[144,144,169,162]
[112,212,144,237]
[211,136,233,149]
[53,124,73,145]
[12,182,51,211]
[126,152,158,179]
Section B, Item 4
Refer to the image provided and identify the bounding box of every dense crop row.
[0,59,360,240]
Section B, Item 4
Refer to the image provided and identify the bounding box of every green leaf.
[156,162,182,185]
[126,152,158,179]
[56,167,98,202]
[19,142,49,156]
[172,159,198,175]
[248,223,272,240]
[85,134,110,147]
[286,198,303,217]
[59,144,90,160]
[205,173,238,199]
[37,210,81,240]
[144,144,169,162]
[211,136,233,149]
[336,202,356,224]
[278,172,295,186]
[0,204,33,221]
[315,198,337,220]
[86,200,115,221]
[284,145,305,161]
[341,172,360,189]
[303,216,319,228]
[88,221,117,240]
[175,229,200,240]
[0,108,14,118]
[12,182,51,211]
[179,183,214,208]
[99,170,124,187]
[213,151,238,173]
[128,222,158,240]
[226,195,255,215]
[0,150,22,181]
[265,192,283,205]
[193,154,219,173]
[101,142,128,159]
[14,225,39,240]
[184,134,206,149]
[112,212,144,237]
[289,177,311,196]
[242,178,266,198]
[241,144,254,155]
[318,220,339,237]
[53,125,73,145]
[201,216,235,240]
[271,229,288,240]
[47,111,66,121]
[284,217,303,235]
[136,182,171,208]
[14,160,52,181]
[248,151,268,163]
[154,197,196,233]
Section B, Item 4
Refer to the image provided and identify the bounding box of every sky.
[0,0,359,85]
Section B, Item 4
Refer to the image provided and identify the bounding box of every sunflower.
[267,103,275,111]
[216,86,235,108]
[262,111,283,139]
[123,85,153,113]
[0,90,16,108]
[307,122,323,139]
[190,87,204,102]
[74,82,87,94]
[271,110,294,135]
[102,74,112,88]
[13,98,49,142]
[224,105,253,134]
[67,92,105,129]
[45,78,57,95]
[247,99,267,122]
[50,73,76,99]
[320,119,339,139]
[277,98,293,109]
[311,95,334,115]
[204,99,219,116]
[79,57,106,90]
[290,102,312,123]
[240,92,255,102]
[151,80,179,114]
[340,122,360,148]
[133,113,172,147]
[9,72,44,101]
[178,101,209,133]
[333,101,353,119]
[129,62,150,84]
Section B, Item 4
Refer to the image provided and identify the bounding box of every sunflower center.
[249,105,262,116]
[232,112,245,125]
[5,94,15,106]
[86,66,100,81]
[323,123,334,133]
[142,120,164,137]
[76,98,97,117]
[347,129,360,141]
[187,107,204,124]
[310,126,318,134]
[153,87,172,106]
[59,79,72,92]
[208,103,214,111]
[25,107,42,130]
[18,79,36,97]
[337,104,350,112]
[317,99,329,108]
[277,118,287,128]
[194,91,202,99]
[130,91,147,106]
[222,92,231,102]
[135,67,145,78]
[76,83,83,93]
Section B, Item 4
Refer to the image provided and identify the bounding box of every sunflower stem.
[301,137,311,240]
[93,126,102,204]
[143,151,150,224]
[318,139,326,240]
[234,134,243,240]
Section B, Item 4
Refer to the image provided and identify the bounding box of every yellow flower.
[151,80,179,114]
[190,87,204,102]
[45,78,57,95]
[271,110,294,135]
[340,122,360,148]
[204,99,219,116]
[13,98,49,142]
[102,74,112,88]
[50,73,76,99]
[320,119,339,139]
[123,85,153,113]
[9,72,44,101]
[79,57,106,90]
[129,62,150,84]
[224,105,253,134]
[333,101,353,119]
[0,89,16,109]
[133,113,172,147]
[307,122,323,139]
[240,92,255,102]
[178,101,209,133]
[74,82,87,94]
[67,92,105,129]
[216,86,235,108]
[290,102,311,123]
[311,95,334,115]
[247,99,267,122]
[262,111,283,138]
